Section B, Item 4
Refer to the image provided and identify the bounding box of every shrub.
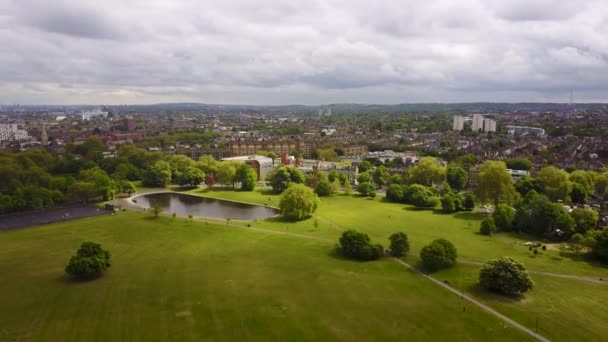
[357,182,376,198]
[339,230,383,261]
[480,217,496,235]
[389,232,410,257]
[462,192,476,210]
[65,241,111,278]
[420,238,457,271]
[479,257,534,295]
[386,184,404,202]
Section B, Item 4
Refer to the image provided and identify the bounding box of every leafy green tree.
[151,204,163,217]
[446,165,468,191]
[479,257,534,295]
[196,155,219,174]
[357,182,376,198]
[514,176,543,196]
[68,181,98,202]
[594,172,608,196]
[420,238,457,271]
[570,207,599,234]
[388,232,409,257]
[343,180,353,194]
[505,158,532,171]
[117,180,136,196]
[480,217,496,235]
[315,148,340,162]
[339,230,384,261]
[328,169,340,183]
[168,155,195,174]
[279,183,320,221]
[80,168,116,200]
[408,157,446,187]
[176,166,205,188]
[216,161,239,187]
[235,164,257,191]
[358,160,372,173]
[356,171,372,184]
[142,160,172,187]
[389,173,402,185]
[440,192,461,213]
[315,177,332,196]
[492,204,516,231]
[267,165,304,194]
[462,192,476,210]
[591,229,608,262]
[373,166,390,187]
[386,184,404,202]
[570,183,589,204]
[65,241,111,279]
[404,184,438,208]
[477,161,518,206]
[569,170,596,195]
[514,192,575,240]
[537,166,571,202]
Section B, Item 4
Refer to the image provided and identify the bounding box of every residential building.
[453,116,464,131]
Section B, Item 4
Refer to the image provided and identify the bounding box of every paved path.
[392,258,550,342]
[459,259,607,285]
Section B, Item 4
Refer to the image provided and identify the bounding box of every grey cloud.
[1,0,608,104]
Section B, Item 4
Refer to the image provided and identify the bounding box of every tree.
[480,217,496,235]
[80,167,116,200]
[216,161,239,187]
[479,257,534,296]
[386,184,404,202]
[328,169,340,183]
[117,180,136,196]
[514,193,575,240]
[570,207,599,234]
[315,148,340,162]
[408,157,446,187]
[389,232,409,257]
[372,166,390,187]
[339,230,383,261]
[591,229,608,262]
[279,184,320,221]
[440,192,461,213]
[505,158,532,171]
[570,183,589,204]
[343,180,353,194]
[142,160,172,187]
[357,182,376,198]
[358,160,372,173]
[446,165,468,191]
[175,166,205,188]
[420,238,457,271]
[569,170,596,195]
[315,178,332,197]
[235,164,257,191]
[196,155,219,174]
[404,184,438,208]
[390,173,402,185]
[514,176,543,196]
[595,172,608,196]
[356,171,372,184]
[462,192,476,210]
[477,161,518,206]
[68,181,98,202]
[151,204,163,218]
[267,166,304,194]
[537,166,571,202]
[65,241,111,279]
[492,204,516,231]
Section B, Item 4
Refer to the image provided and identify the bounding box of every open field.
[0,213,530,341]
[183,188,608,341]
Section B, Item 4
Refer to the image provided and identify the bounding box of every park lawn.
[192,188,608,278]
[434,263,608,342]
[187,186,281,207]
[0,212,531,342]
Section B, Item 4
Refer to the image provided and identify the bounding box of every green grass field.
[2,188,607,341]
[0,213,530,341]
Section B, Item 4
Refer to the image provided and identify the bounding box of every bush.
[480,217,496,235]
[404,184,438,208]
[389,232,409,257]
[65,241,111,278]
[440,192,462,213]
[420,238,457,271]
[315,178,332,197]
[462,192,476,210]
[339,230,384,261]
[386,184,404,202]
[357,182,376,198]
[479,257,534,296]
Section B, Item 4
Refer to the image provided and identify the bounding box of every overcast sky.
[1,0,607,105]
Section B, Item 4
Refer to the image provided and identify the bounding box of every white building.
[505,126,546,136]
[0,124,29,142]
[452,116,464,131]
[221,155,275,181]
[483,118,497,132]
[81,109,108,120]
[472,114,484,132]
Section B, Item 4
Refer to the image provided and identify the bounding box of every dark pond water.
[133,193,278,220]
